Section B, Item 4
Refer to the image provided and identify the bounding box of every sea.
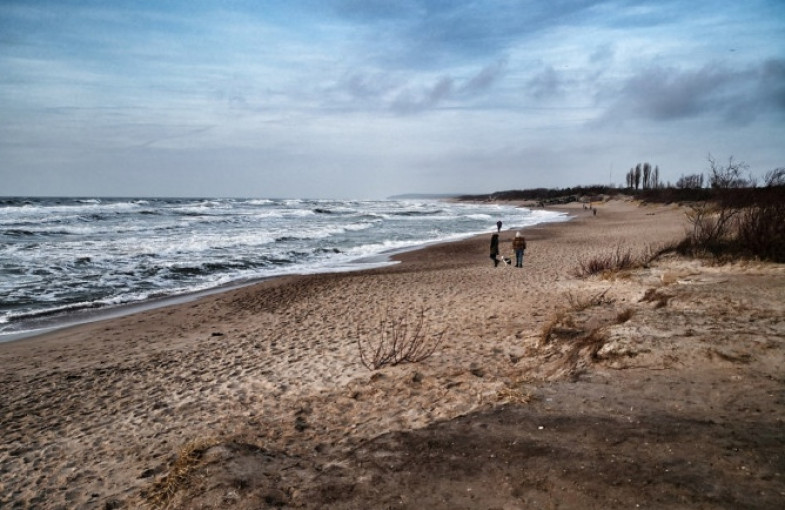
[0,197,568,340]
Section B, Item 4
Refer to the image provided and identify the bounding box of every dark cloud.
[527,66,564,100]
[759,58,785,111]
[600,59,785,125]
[459,58,508,94]
[338,71,402,101]
[391,75,454,113]
[331,59,506,114]
[390,59,507,113]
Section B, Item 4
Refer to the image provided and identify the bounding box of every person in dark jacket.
[490,233,500,267]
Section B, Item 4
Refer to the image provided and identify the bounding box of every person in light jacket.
[512,232,527,268]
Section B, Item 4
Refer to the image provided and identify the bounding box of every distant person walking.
[490,232,500,267]
[496,220,502,232]
[512,232,527,268]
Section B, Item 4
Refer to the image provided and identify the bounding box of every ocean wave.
[2,229,36,237]
[0,197,569,337]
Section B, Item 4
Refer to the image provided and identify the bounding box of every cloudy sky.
[1,0,783,198]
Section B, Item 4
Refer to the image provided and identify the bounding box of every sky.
[1,0,783,199]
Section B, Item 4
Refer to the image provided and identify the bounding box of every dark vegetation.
[675,185,785,263]
[459,156,785,263]
[357,307,447,370]
[573,245,639,278]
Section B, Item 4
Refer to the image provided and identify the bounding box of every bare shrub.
[676,185,785,262]
[642,241,680,264]
[574,245,637,277]
[357,307,446,370]
[737,197,785,263]
[684,201,739,251]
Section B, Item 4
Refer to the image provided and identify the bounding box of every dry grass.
[146,438,219,509]
[640,288,670,308]
[574,241,679,279]
[541,289,615,346]
[574,245,638,277]
[539,310,567,345]
[575,328,608,360]
[567,289,614,310]
[708,348,753,364]
[495,387,534,404]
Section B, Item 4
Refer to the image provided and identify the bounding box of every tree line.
[625,162,660,190]
[628,154,784,191]
[458,154,784,206]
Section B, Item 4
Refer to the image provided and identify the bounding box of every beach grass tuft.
[146,438,219,509]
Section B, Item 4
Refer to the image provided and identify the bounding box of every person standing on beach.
[490,232,500,267]
[496,220,502,232]
[512,232,527,268]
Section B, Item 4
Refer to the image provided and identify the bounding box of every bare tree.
[708,154,750,189]
[634,164,642,190]
[764,167,785,187]
[676,173,704,189]
[642,162,651,189]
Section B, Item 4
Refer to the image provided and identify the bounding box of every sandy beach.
[2,199,784,509]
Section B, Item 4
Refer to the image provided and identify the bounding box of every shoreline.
[4,198,783,509]
[0,206,570,344]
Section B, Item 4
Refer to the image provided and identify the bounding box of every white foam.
[0,198,570,337]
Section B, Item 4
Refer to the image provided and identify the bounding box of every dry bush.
[541,289,613,345]
[640,288,670,308]
[539,310,566,345]
[676,187,785,262]
[737,199,785,263]
[616,308,635,324]
[567,289,614,311]
[574,245,638,277]
[684,201,739,251]
[146,438,219,509]
[642,241,681,264]
[575,328,608,360]
[575,241,682,279]
[357,307,446,370]
[496,386,533,404]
